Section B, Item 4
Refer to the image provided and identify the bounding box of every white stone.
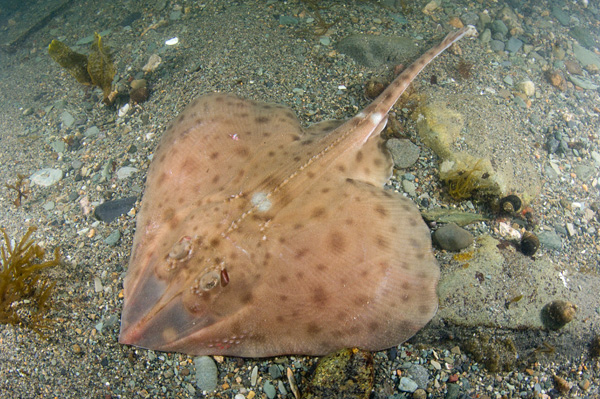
[30,168,63,186]
[518,80,535,96]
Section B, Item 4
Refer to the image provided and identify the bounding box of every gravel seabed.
[0,0,599,398]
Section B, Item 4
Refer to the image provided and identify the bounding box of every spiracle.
[199,270,221,291]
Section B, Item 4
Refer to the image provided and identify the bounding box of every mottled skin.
[119,26,477,357]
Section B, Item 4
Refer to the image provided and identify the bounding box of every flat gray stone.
[538,230,562,251]
[398,377,418,393]
[116,166,139,179]
[60,111,75,128]
[386,138,420,168]
[194,356,218,392]
[30,168,63,186]
[573,43,600,69]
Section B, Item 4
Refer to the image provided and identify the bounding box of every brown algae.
[0,226,61,336]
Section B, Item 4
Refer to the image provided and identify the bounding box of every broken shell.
[541,300,577,330]
[520,231,539,256]
[499,194,522,213]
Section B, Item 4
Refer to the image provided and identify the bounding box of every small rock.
[142,54,162,73]
[538,230,562,250]
[398,376,418,393]
[84,126,100,137]
[263,381,276,399]
[103,230,121,246]
[566,222,577,237]
[116,166,139,179]
[517,80,535,96]
[94,197,137,223]
[250,365,258,386]
[433,223,474,251]
[491,20,508,36]
[30,168,63,187]
[506,37,523,53]
[60,111,75,127]
[194,356,218,392]
[489,39,505,52]
[412,388,427,399]
[446,383,461,399]
[402,179,416,197]
[386,139,420,168]
[268,364,282,379]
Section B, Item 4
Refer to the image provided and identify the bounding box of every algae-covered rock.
[413,101,464,159]
[48,33,116,104]
[302,348,374,399]
[439,154,504,200]
[464,333,518,372]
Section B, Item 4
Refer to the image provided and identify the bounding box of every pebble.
[84,126,100,137]
[573,43,600,70]
[568,75,599,90]
[60,111,75,127]
[406,364,429,388]
[319,36,331,46]
[103,230,121,246]
[566,222,577,237]
[398,376,418,392]
[446,383,461,399]
[489,39,505,52]
[402,179,416,197]
[93,196,137,223]
[506,37,523,53]
[263,381,276,399]
[116,166,139,179]
[250,365,258,386]
[433,223,474,251]
[30,168,63,186]
[268,364,282,379]
[491,20,508,35]
[518,80,535,96]
[591,151,600,167]
[194,356,218,392]
[386,138,420,168]
[538,230,562,250]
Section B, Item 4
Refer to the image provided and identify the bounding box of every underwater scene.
[0,0,599,397]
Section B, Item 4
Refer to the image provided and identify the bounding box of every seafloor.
[0,0,599,398]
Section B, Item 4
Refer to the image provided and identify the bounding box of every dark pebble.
[94,196,137,223]
[433,223,474,251]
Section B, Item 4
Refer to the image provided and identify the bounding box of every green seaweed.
[0,226,61,336]
[48,33,116,104]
